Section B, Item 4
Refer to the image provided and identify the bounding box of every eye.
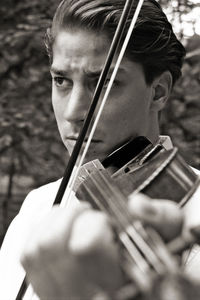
[54,76,64,86]
[53,76,72,89]
[104,78,120,89]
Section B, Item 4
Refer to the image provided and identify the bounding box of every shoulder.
[20,178,62,216]
[0,179,62,254]
[0,179,62,268]
[0,179,61,298]
[183,166,200,229]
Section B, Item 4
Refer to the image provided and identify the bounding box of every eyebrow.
[50,66,125,78]
[50,67,69,77]
[85,67,125,78]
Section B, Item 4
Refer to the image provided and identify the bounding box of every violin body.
[74,136,200,299]
[76,136,199,207]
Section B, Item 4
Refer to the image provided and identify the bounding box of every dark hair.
[45,0,186,85]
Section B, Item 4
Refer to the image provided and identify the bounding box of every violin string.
[81,181,156,291]
[80,167,151,272]
[109,190,176,273]
[63,0,145,207]
[76,163,173,273]
[94,171,167,274]
[100,172,176,271]
[81,180,150,272]
[145,227,177,271]
[122,251,153,292]
[84,169,167,274]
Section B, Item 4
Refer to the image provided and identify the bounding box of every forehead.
[54,28,109,53]
[52,29,111,73]
[51,28,145,83]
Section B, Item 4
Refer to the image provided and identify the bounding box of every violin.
[74,136,200,298]
[17,136,200,300]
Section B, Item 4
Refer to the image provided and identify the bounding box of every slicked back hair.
[45,0,186,85]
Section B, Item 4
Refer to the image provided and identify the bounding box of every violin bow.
[16,0,145,299]
[54,0,145,207]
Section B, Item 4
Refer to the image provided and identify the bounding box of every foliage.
[159,0,199,37]
[0,0,66,190]
[161,35,200,169]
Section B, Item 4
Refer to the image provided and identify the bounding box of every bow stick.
[16,0,145,299]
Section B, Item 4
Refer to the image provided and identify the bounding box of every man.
[0,0,200,299]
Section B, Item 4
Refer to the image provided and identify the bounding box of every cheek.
[52,92,62,122]
[105,97,138,123]
[51,88,57,114]
[52,85,61,111]
[52,100,59,122]
[103,93,150,136]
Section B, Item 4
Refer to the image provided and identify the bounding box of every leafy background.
[0,0,200,242]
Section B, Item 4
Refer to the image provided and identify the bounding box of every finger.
[68,210,124,291]
[128,193,184,241]
[21,201,91,270]
[68,210,114,254]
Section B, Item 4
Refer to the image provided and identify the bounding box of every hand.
[21,200,123,299]
[20,193,184,299]
[128,193,183,242]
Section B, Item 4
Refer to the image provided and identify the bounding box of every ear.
[150,71,173,112]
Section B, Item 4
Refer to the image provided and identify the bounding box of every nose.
[64,84,91,123]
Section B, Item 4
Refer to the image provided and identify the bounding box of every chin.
[66,142,109,165]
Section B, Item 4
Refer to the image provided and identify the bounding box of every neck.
[144,112,160,145]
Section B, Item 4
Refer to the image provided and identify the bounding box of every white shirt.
[0,179,79,300]
[182,168,200,282]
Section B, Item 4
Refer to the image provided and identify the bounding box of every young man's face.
[51,29,158,162]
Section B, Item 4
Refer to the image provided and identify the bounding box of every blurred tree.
[0,0,67,190]
[159,0,199,38]
[0,0,65,240]
[161,34,200,169]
